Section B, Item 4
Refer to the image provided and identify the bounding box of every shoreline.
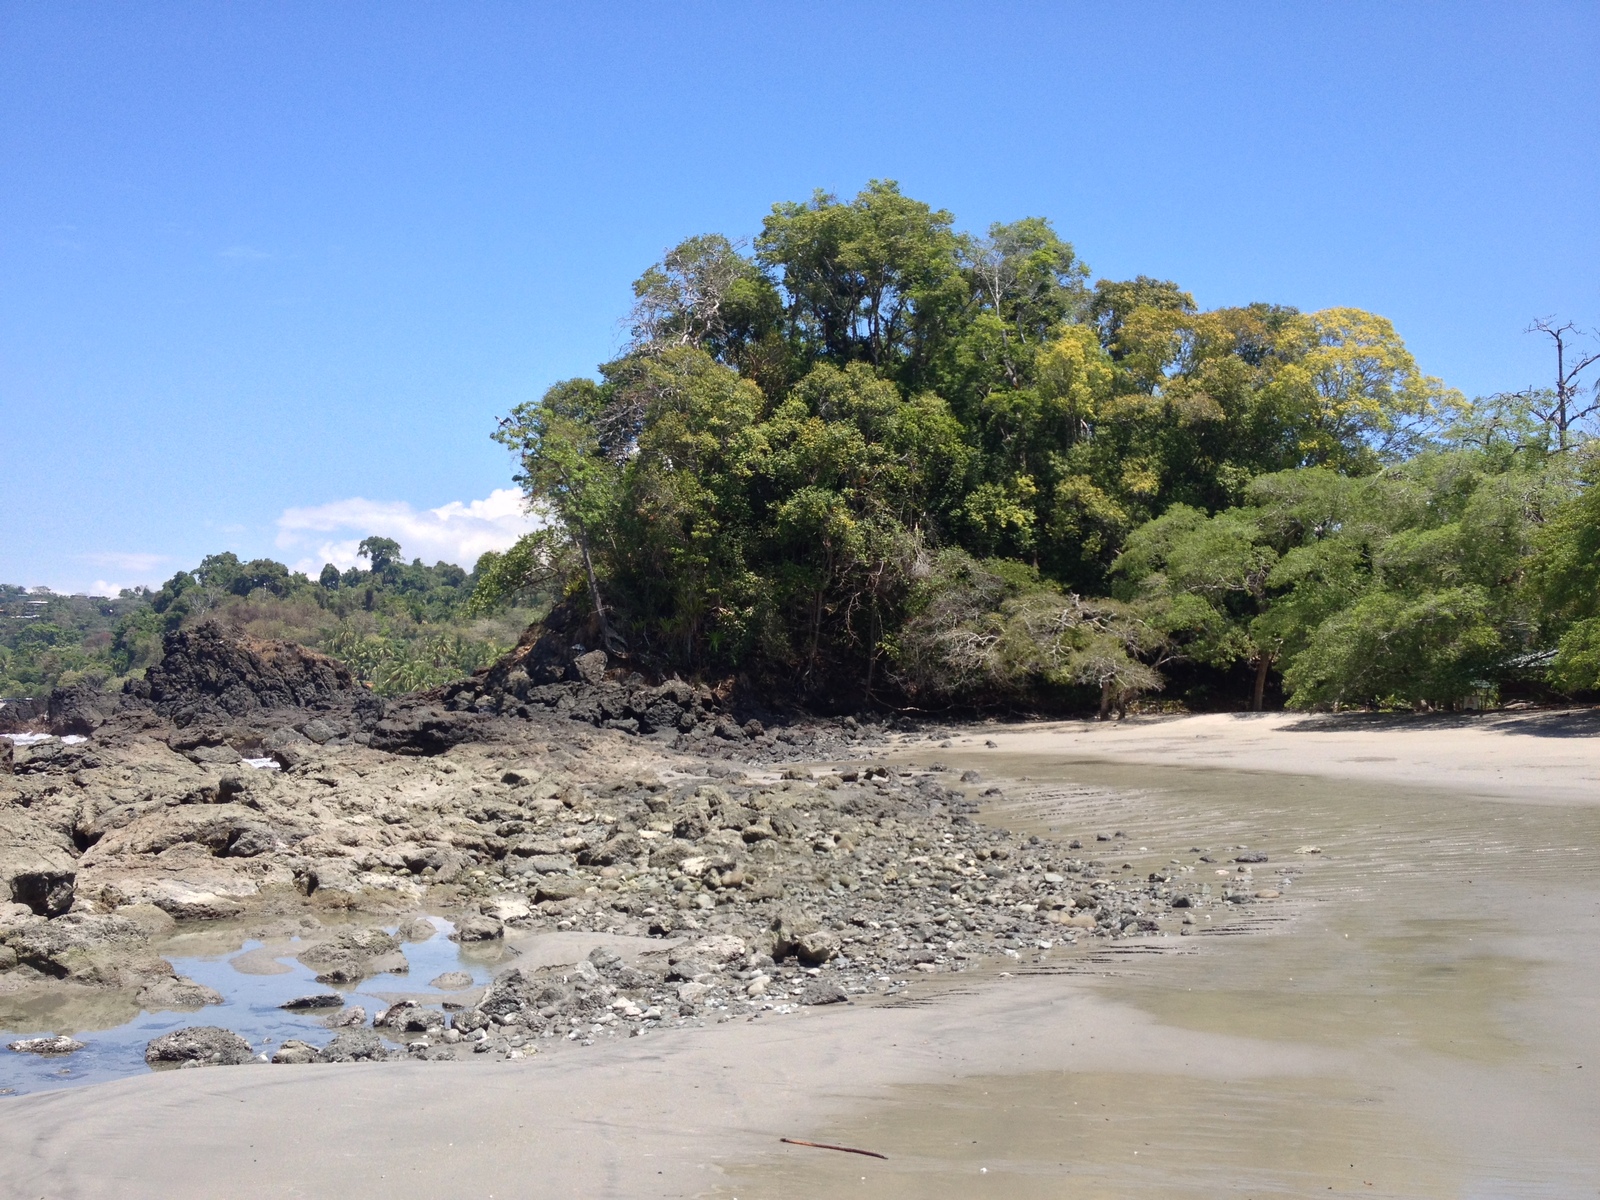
[919,707,1600,804]
[3,711,1598,1197]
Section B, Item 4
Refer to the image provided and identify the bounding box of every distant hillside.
[1,542,554,700]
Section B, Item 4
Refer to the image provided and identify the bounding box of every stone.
[451,914,504,942]
[480,895,532,923]
[684,934,747,964]
[270,1039,319,1064]
[137,977,225,1009]
[374,1000,436,1030]
[794,929,841,966]
[397,915,437,942]
[570,650,609,686]
[534,876,588,904]
[676,981,713,1004]
[429,971,474,990]
[326,1006,366,1028]
[316,1029,394,1063]
[144,1026,254,1067]
[798,980,849,1006]
[280,993,345,1011]
[1234,852,1269,864]
[299,718,344,744]
[8,1035,85,1055]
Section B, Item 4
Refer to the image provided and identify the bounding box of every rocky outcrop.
[0,809,78,916]
[0,697,47,734]
[47,682,118,736]
[123,622,378,727]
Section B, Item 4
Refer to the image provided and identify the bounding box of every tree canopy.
[480,180,1600,714]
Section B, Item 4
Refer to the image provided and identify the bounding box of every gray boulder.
[145,1026,254,1067]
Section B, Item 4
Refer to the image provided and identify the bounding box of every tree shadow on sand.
[1278,707,1600,739]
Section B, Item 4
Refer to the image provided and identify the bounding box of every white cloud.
[274,488,540,575]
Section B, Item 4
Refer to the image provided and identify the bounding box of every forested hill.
[1,541,543,700]
[472,180,1600,714]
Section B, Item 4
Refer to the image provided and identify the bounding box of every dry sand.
[4,708,1599,1198]
[939,707,1600,805]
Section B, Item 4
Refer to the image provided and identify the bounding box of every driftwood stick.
[780,1137,888,1160]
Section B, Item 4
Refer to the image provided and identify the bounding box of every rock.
[676,981,713,1004]
[270,1039,319,1064]
[6,867,75,918]
[144,1026,254,1067]
[798,980,849,1006]
[137,976,225,1009]
[325,1006,366,1028]
[794,929,841,966]
[534,876,587,904]
[126,622,368,725]
[299,718,344,744]
[7,913,161,986]
[316,1029,394,1063]
[1234,852,1269,864]
[397,915,437,942]
[298,928,405,982]
[570,650,609,686]
[579,832,644,867]
[429,971,474,990]
[0,810,79,916]
[666,956,714,982]
[451,914,504,942]
[280,993,345,1011]
[480,895,532,923]
[8,1035,85,1056]
[1253,888,1281,899]
[374,1000,434,1030]
[368,703,485,756]
[47,681,116,736]
[684,934,747,964]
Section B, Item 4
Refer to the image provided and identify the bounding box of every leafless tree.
[1526,317,1600,450]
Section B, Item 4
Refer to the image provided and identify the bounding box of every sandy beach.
[5,708,1599,1198]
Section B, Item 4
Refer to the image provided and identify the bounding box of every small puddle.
[0,917,500,1096]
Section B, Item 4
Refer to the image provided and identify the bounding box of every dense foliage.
[2,543,544,699]
[485,181,1599,712]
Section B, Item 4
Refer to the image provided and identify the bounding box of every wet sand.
[4,711,1599,1198]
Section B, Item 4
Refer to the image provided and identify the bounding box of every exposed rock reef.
[1,621,1279,1070]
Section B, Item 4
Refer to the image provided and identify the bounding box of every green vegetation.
[2,546,548,699]
[10,183,1595,716]
[482,180,1600,712]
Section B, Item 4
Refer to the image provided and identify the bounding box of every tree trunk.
[576,528,622,654]
[1099,680,1112,720]
[1252,653,1274,712]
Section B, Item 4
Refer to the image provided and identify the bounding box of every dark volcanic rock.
[368,702,486,755]
[47,682,118,736]
[124,622,374,727]
[0,697,47,734]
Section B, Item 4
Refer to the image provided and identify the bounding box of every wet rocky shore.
[1,622,1283,1077]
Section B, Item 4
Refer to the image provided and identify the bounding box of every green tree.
[358,537,402,574]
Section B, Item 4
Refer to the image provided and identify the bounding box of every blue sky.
[2,2,1596,594]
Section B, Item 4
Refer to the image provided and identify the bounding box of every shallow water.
[0,916,499,1096]
[720,756,1600,1198]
